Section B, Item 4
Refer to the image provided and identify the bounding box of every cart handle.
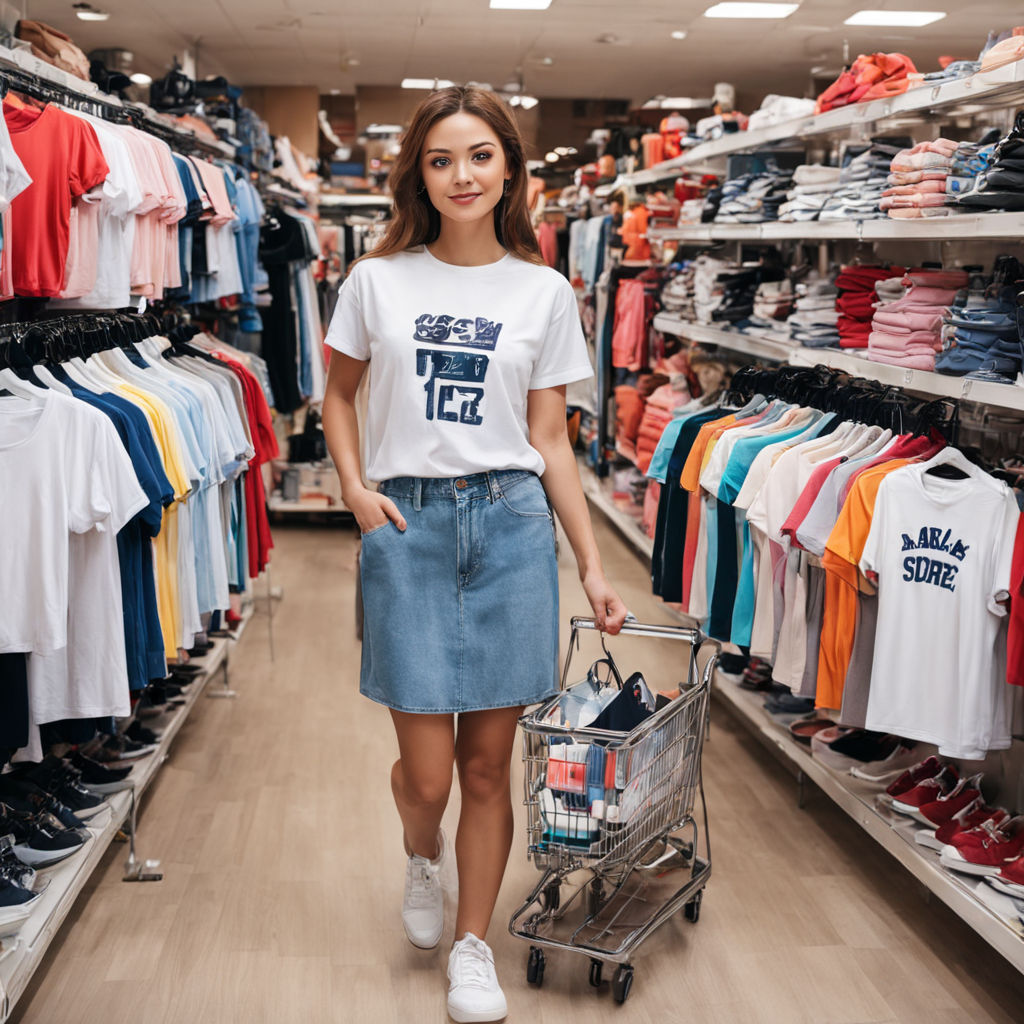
[568,615,707,644]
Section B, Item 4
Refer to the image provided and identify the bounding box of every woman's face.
[420,111,510,224]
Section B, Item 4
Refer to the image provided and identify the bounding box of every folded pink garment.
[886,207,954,219]
[890,153,954,172]
[872,308,943,332]
[883,285,961,306]
[881,193,949,210]
[882,180,947,196]
[887,170,949,185]
[867,349,936,371]
[902,138,958,157]
[868,329,942,351]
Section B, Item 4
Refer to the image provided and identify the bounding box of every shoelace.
[406,861,440,910]
[452,941,495,990]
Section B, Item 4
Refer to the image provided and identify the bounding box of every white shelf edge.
[268,495,351,515]
[711,674,1024,974]
[653,315,796,364]
[648,211,1024,244]
[612,61,1024,187]
[0,609,255,1022]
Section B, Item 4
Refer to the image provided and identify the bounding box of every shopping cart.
[509,616,717,1004]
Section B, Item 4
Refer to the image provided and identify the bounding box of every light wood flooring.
[10,515,1024,1024]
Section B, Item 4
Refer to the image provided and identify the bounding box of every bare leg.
[390,710,456,860]
[453,706,524,940]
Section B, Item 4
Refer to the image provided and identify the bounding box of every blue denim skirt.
[358,470,559,714]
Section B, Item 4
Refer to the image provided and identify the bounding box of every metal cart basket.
[509,616,717,1004]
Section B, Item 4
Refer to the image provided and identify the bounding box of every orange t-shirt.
[816,460,911,709]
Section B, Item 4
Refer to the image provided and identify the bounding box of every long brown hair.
[360,86,542,265]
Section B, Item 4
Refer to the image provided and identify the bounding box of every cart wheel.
[684,890,703,923]
[526,946,546,987]
[542,881,561,912]
[588,958,603,988]
[612,964,634,1004]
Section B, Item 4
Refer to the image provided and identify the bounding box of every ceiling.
[21,0,1019,105]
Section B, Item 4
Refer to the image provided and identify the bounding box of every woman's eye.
[430,157,450,168]
[473,152,492,161]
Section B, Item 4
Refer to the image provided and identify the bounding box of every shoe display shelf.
[0,604,255,1023]
[648,211,1024,245]
[580,482,1024,976]
[652,315,1024,413]
[608,59,1024,192]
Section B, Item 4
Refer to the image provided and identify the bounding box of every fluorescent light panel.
[490,0,552,8]
[401,78,455,89]
[76,9,111,19]
[704,2,798,18]
[844,9,946,26]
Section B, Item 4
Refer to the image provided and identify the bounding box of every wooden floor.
[11,514,1024,1024]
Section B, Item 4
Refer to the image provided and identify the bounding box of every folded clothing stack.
[778,165,843,222]
[835,264,905,349]
[660,264,696,318]
[881,139,959,218]
[692,255,759,324]
[936,256,1024,383]
[746,94,817,131]
[868,268,968,371]
[715,168,793,223]
[820,143,901,221]
[635,384,691,473]
[787,273,840,348]
[815,52,917,113]
[957,110,1024,211]
[744,279,796,343]
[915,59,981,86]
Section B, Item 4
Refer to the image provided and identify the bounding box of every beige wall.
[244,86,320,155]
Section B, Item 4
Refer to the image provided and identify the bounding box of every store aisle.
[11,517,1024,1024]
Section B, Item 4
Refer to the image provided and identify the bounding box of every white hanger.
[916,445,975,479]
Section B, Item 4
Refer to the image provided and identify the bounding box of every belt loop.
[485,472,495,504]
[413,478,422,512]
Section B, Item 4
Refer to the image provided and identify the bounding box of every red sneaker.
[891,765,959,814]
[914,800,1008,853]
[940,816,1024,877]
[987,855,1024,899]
[885,755,943,799]
[905,773,983,827]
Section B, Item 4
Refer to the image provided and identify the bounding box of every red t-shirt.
[4,102,109,297]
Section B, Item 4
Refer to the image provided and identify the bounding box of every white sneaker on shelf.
[447,933,508,1023]
[401,830,446,949]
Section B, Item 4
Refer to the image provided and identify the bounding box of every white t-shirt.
[860,462,1019,759]
[325,246,593,481]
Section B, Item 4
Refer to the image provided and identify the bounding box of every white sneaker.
[447,933,508,1023]
[402,830,446,949]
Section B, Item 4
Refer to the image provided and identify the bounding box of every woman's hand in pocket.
[345,486,407,535]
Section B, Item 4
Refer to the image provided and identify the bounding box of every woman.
[321,85,627,1023]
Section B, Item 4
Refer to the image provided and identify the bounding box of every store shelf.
[653,314,796,364]
[710,673,1024,974]
[649,211,1024,245]
[613,60,1024,188]
[0,608,256,1022]
[788,346,1024,410]
[268,495,351,516]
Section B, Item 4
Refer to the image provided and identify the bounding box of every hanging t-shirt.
[326,246,593,481]
[3,102,109,297]
[1009,515,1024,687]
[859,460,1020,758]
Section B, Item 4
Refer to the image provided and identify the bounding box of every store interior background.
[14,0,1010,184]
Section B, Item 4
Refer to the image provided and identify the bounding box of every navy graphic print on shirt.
[900,525,970,593]
[413,313,503,426]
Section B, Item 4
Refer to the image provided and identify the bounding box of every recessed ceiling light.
[401,78,455,90]
[545,151,559,162]
[75,8,111,20]
[490,0,552,8]
[519,95,539,109]
[704,2,799,18]
[329,88,342,95]
[671,30,688,39]
[129,72,152,86]
[844,9,945,26]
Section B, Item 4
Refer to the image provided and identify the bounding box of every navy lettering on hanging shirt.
[899,524,970,593]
